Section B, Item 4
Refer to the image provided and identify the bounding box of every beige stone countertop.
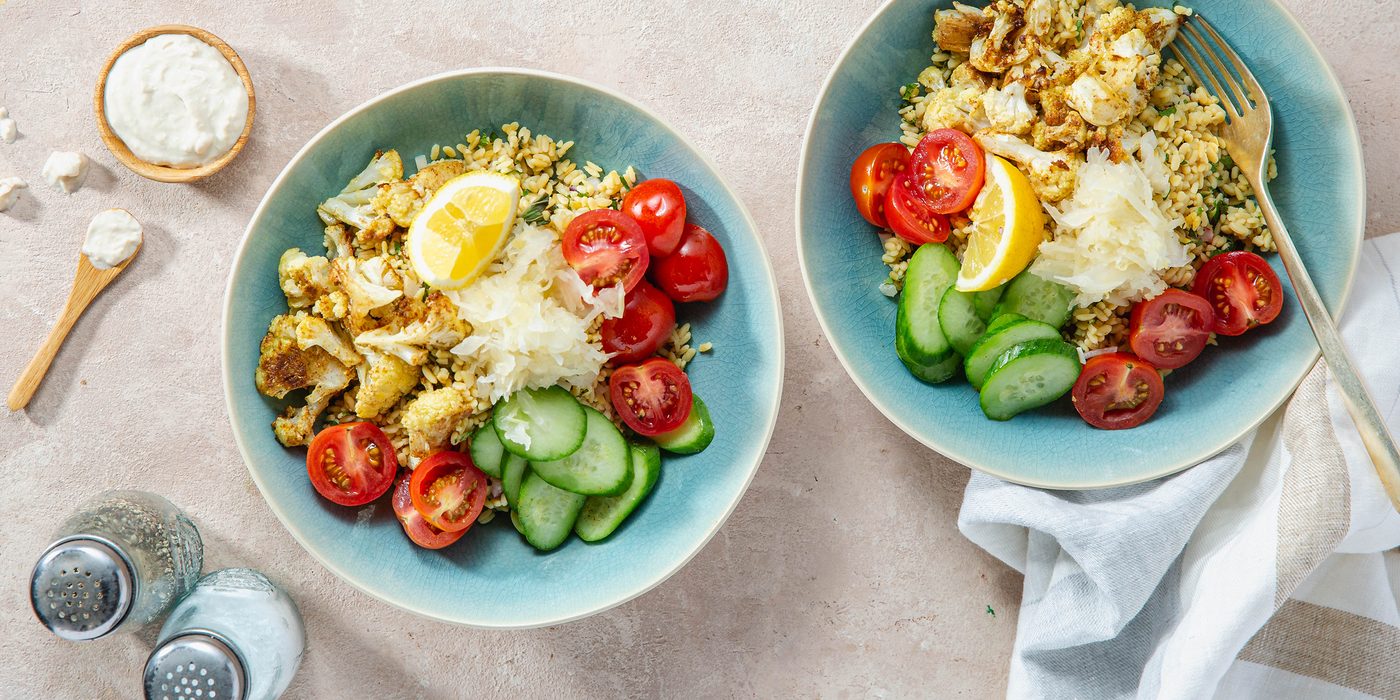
[1,1,1395,697]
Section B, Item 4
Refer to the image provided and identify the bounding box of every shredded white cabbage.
[447,222,620,405]
[1031,145,1189,307]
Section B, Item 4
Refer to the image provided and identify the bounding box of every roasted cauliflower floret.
[342,150,404,194]
[255,315,354,447]
[921,86,992,134]
[969,0,1032,73]
[1064,8,1165,127]
[278,249,333,309]
[313,291,350,321]
[372,181,421,228]
[933,2,991,54]
[323,224,354,259]
[1033,89,1090,151]
[354,292,469,366]
[982,83,1036,135]
[354,347,419,419]
[329,256,403,329]
[411,160,466,198]
[294,314,362,367]
[317,197,396,242]
[400,387,476,465]
[973,130,1080,203]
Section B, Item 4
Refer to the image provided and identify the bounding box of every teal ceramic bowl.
[222,69,782,628]
[797,1,1364,488]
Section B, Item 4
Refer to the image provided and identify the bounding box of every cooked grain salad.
[884,0,1276,353]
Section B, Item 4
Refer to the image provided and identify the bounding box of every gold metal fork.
[1174,17,1400,511]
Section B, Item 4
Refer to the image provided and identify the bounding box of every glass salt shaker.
[144,568,306,700]
[30,490,203,641]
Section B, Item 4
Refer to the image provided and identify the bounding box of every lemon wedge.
[955,154,1045,292]
[407,171,520,290]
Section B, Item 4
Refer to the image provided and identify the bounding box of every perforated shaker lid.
[30,536,134,641]
[144,630,247,700]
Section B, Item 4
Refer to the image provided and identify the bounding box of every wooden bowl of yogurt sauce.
[94,25,256,183]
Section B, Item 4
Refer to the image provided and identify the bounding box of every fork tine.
[1181,23,1252,114]
[1172,30,1240,120]
[1195,16,1268,111]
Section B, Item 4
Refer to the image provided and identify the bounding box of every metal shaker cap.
[144,630,247,700]
[30,536,134,641]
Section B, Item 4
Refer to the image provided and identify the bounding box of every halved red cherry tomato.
[909,129,985,214]
[306,422,398,506]
[622,179,687,258]
[1192,251,1283,336]
[850,143,910,228]
[651,223,729,302]
[609,357,693,435]
[563,209,650,294]
[392,475,465,549]
[1128,289,1216,369]
[409,451,488,533]
[600,279,676,364]
[1071,353,1165,430]
[885,175,951,244]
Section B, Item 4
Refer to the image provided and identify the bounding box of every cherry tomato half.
[622,179,687,258]
[306,422,398,506]
[1071,353,1165,430]
[563,209,650,294]
[1128,289,1216,369]
[909,129,986,214]
[1192,251,1283,336]
[392,475,465,549]
[651,223,729,303]
[885,175,951,244]
[610,357,693,435]
[850,143,910,228]
[600,279,677,365]
[409,451,488,533]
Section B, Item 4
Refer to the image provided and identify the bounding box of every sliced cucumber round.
[517,472,586,551]
[938,287,988,357]
[502,453,529,511]
[530,407,633,496]
[964,318,1062,391]
[986,312,1027,334]
[990,269,1076,328]
[468,422,505,479]
[979,338,1081,421]
[896,243,961,380]
[576,441,662,542]
[654,395,715,455]
[974,283,1007,322]
[907,351,963,384]
[493,386,587,462]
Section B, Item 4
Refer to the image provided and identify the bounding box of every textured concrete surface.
[0,1,1394,698]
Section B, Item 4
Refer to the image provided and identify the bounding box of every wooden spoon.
[8,233,142,411]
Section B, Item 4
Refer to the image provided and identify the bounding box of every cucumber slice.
[938,288,987,357]
[529,407,633,496]
[986,312,1027,334]
[517,472,586,551]
[896,243,962,382]
[907,352,963,384]
[575,441,662,542]
[979,338,1082,421]
[653,395,715,454]
[990,269,1076,328]
[493,386,587,462]
[468,422,505,479]
[964,318,1062,391]
[974,284,1007,322]
[502,454,529,510]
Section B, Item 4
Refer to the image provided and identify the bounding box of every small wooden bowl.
[93,25,256,183]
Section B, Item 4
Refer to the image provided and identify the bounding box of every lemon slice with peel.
[955,154,1045,292]
[407,171,520,290]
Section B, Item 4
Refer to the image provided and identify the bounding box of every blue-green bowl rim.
[220,67,785,627]
[794,0,1366,489]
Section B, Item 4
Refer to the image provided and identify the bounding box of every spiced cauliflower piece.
[922,86,992,134]
[933,2,991,54]
[342,150,404,195]
[1065,9,1165,127]
[294,314,361,367]
[371,159,468,228]
[354,347,419,419]
[981,82,1036,136]
[354,292,469,366]
[973,130,1080,203]
[322,224,354,260]
[278,249,333,309]
[255,314,355,447]
[400,387,477,465]
[329,256,403,332]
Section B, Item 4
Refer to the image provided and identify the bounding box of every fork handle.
[1250,187,1400,511]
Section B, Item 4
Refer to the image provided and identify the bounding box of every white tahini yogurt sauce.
[103,34,250,168]
[83,209,143,269]
[0,177,26,211]
[43,151,90,193]
[0,107,16,144]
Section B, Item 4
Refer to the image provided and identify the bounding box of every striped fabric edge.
[1238,599,1400,700]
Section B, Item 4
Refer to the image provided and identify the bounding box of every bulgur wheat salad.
[254,123,729,552]
[847,0,1283,429]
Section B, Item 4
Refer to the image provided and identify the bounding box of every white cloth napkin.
[960,232,1400,700]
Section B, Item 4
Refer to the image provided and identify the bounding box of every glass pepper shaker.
[144,568,306,700]
[30,489,203,641]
